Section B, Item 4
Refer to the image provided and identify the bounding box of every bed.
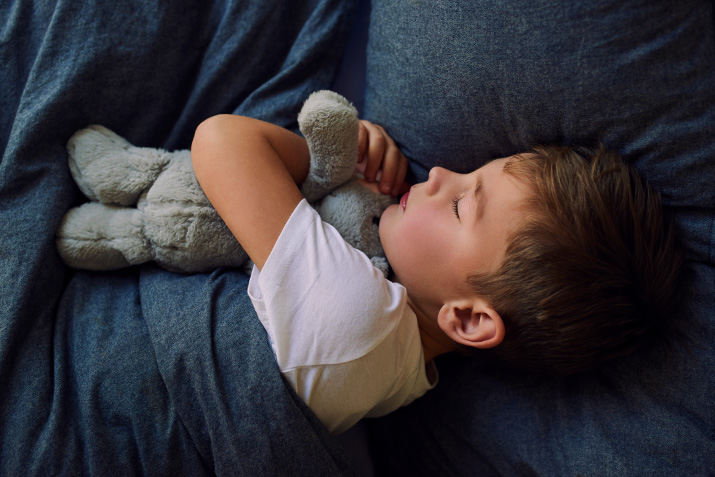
[1,0,713,475]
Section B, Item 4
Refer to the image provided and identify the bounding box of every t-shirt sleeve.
[248,199,436,434]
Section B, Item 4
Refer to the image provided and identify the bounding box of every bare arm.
[191,114,310,269]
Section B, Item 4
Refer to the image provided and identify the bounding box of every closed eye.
[452,196,460,218]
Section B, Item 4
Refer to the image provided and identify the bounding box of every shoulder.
[250,199,414,367]
[283,306,430,434]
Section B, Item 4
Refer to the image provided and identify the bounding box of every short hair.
[465,145,683,375]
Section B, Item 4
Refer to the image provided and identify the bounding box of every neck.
[407,297,456,363]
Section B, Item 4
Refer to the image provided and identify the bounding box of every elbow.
[192,115,230,162]
[191,114,235,177]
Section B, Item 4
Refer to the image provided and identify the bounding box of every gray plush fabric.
[57,91,393,274]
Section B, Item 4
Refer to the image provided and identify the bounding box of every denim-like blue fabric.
[0,0,361,475]
[364,0,715,475]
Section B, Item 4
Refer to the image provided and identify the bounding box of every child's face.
[379,156,531,313]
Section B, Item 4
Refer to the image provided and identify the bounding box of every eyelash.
[451,196,460,218]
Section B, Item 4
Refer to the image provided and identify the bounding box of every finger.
[362,122,386,182]
[355,159,367,175]
[357,121,369,163]
[354,178,381,194]
[378,145,401,195]
[371,124,402,194]
[391,155,410,197]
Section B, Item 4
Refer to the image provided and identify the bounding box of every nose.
[426,167,450,195]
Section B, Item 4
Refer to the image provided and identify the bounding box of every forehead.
[464,157,535,270]
[487,164,530,217]
[479,155,534,197]
[501,153,541,186]
[490,154,540,207]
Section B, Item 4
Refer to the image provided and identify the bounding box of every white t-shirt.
[248,199,437,434]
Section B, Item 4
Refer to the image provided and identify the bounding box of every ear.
[437,299,505,349]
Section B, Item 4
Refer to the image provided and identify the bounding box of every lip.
[400,190,410,211]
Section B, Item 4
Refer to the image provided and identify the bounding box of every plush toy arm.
[298,91,359,202]
[66,125,171,206]
[298,91,396,277]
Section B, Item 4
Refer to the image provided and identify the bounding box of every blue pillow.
[364,0,715,474]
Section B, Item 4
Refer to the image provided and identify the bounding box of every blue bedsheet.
[3,0,714,474]
[0,1,361,474]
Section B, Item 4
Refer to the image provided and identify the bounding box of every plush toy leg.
[143,199,249,273]
[298,91,360,202]
[67,125,170,206]
[56,202,152,270]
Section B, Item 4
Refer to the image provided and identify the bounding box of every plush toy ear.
[298,91,360,202]
[437,299,504,349]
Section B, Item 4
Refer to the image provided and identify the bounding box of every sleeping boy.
[191,114,682,434]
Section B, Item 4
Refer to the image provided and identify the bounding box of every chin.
[378,205,395,237]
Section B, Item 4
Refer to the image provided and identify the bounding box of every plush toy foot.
[298,91,359,202]
[67,125,171,206]
[56,202,152,270]
[142,193,249,273]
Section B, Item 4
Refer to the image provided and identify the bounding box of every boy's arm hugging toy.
[56,91,395,275]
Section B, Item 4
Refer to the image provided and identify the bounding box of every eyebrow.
[473,175,486,222]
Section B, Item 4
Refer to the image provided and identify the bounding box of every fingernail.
[381,184,391,194]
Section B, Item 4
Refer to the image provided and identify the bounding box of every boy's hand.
[352,178,381,195]
[357,120,409,197]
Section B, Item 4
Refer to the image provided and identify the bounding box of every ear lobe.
[438,300,505,349]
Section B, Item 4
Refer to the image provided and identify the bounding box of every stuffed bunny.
[56,91,394,275]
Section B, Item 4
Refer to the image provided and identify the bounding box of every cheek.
[380,206,450,271]
[405,229,450,268]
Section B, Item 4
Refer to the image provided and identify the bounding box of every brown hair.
[466,145,683,375]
